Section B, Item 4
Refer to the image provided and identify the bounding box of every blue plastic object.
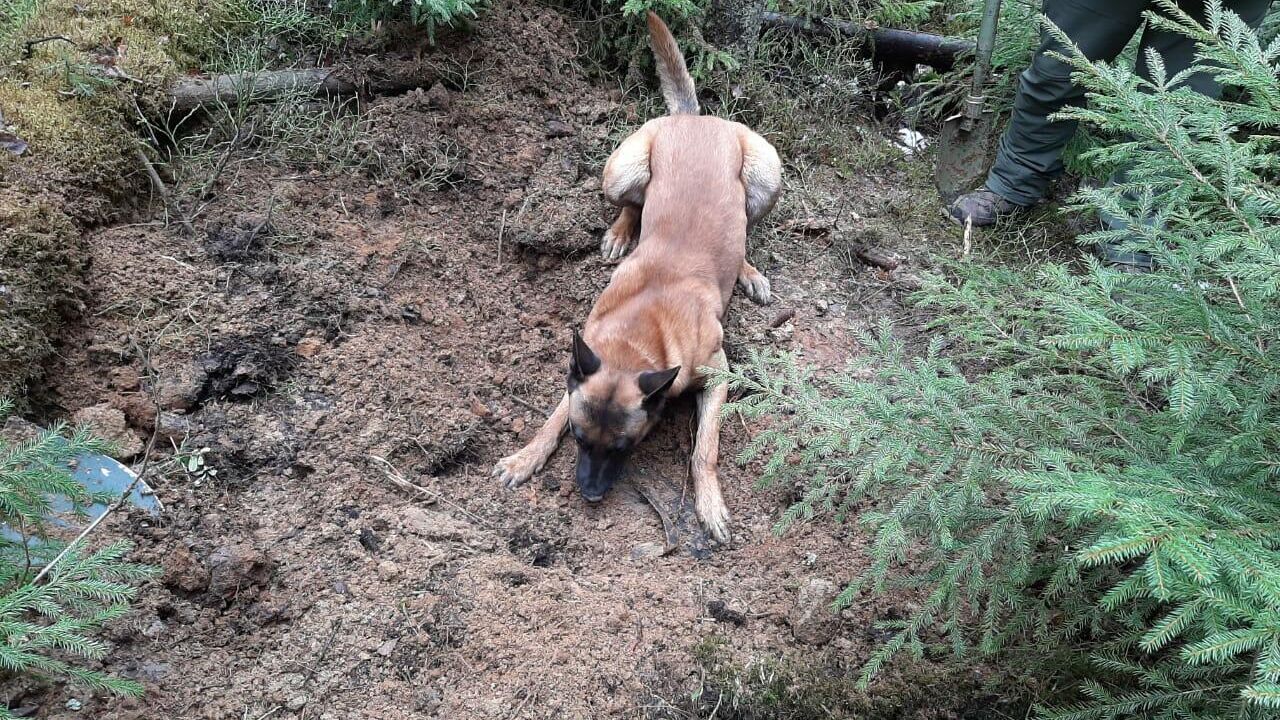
[0,452,160,545]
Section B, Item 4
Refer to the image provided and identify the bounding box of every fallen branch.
[165,63,437,116]
[368,455,491,529]
[134,145,195,236]
[854,244,904,271]
[759,11,974,70]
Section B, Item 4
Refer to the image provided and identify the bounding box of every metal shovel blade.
[934,0,1003,205]
[934,109,1002,204]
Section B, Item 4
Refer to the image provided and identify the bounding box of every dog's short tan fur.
[493,12,782,542]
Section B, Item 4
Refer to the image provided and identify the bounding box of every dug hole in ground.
[8,1,1023,717]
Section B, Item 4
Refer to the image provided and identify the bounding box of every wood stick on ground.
[854,244,904,271]
[631,476,681,552]
[165,65,437,116]
[32,374,162,585]
[368,455,490,528]
[134,145,195,236]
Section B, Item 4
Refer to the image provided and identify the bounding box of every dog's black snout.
[575,447,628,502]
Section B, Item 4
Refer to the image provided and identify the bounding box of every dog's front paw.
[600,227,631,261]
[493,451,542,489]
[737,272,772,305]
[696,488,732,544]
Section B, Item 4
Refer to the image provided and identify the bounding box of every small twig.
[368,455,491,529]
[22,35,75,58]
[303,620,342,687]
[1227,275,1247,311]
[962,216,974,257]
[134,145,195,236]
[32,406,161,585]
[509,395,549,417]
[497,209,507,268]
[199,122,250,200]
[252,707,282,720]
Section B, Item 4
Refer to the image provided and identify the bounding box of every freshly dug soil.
[12,1,984,717]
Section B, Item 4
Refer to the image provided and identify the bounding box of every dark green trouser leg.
[985,0,1274,207]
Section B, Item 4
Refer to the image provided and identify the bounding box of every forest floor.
[8,1,1054,717]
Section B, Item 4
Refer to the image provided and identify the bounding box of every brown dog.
[492,12,782,542]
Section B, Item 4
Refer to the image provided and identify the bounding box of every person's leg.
[1096,0,1273,269]
[950,0,1148,225]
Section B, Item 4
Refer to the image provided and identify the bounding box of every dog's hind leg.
[601,206,640,261]
[692,350,732,543]
[736,126,783,305]
[737,260,771,305]
[494,393,570,489]
[600,120,659,261]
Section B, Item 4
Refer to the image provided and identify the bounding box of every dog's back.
[634,116,748,305]
[623,13,754,309]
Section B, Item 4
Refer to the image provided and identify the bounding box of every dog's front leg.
[692,350,732,543]
[493,393,570,489]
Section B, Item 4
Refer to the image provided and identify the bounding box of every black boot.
[946,188,1027,227]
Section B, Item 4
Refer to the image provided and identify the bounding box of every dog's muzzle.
[575,447,629,502]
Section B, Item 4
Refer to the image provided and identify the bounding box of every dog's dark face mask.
[565,331,679,503]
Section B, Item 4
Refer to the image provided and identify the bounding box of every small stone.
[546,119,575,138]
[814,299,830,316]
[376,638,398,657]
[296,337,324,358]
[155,412,191,443]
[469,398,491,418]
[65,699,82,712]
[332,580,348,595]
[789,578,841,646]
[630,542,665,561]
[155,363,207,412]
[424,81,450,110]
[400,506,495,550]
[376,560,401,581]
[108,366,140,391]
[769,322,795,345]
[511,417,526,434]
[286,696,308,711]
[71,403,143,458]
[207,543,273,602]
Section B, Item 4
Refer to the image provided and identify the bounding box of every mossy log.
[164,63,438,116]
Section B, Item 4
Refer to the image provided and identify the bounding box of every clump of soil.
[13,0,973,717]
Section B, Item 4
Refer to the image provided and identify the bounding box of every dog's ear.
[638,366,680,405]
[569,329,601,385]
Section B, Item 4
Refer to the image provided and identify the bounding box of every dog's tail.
[646,11,699,115]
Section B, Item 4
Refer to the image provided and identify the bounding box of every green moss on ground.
[651,636,1032,720]
[0,191,86,400]
[0,0,227,398]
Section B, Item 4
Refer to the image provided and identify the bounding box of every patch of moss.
[0,191,86,399]
[0,82,133,204]
[650,636,1031,720]
[0,0,229,398]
